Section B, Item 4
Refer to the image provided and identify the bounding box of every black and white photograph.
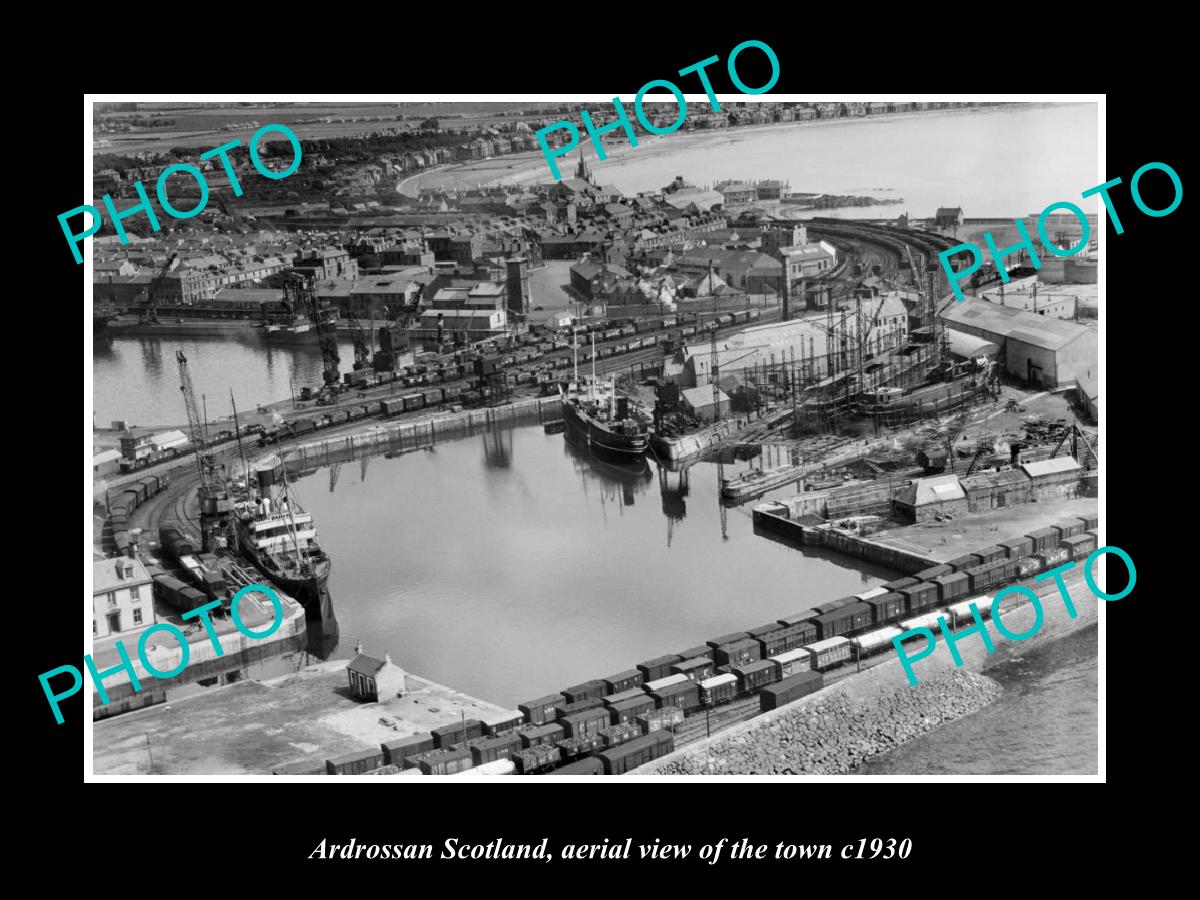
[81,94,1105,780]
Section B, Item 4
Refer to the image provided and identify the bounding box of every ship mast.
[230,390,252,500]
[590,332,596,403]
[277,466,308,571]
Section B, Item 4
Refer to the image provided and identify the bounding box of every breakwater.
[651,669,1001,775]
[642,566,1098,776]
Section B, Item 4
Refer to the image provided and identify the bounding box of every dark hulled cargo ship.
[560,377,651,460]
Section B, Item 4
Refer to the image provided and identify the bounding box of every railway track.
[672,695,762,749]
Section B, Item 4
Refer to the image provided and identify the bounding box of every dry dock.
[92,661,515,775]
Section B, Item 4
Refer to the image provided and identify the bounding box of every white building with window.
[93,557,156,639]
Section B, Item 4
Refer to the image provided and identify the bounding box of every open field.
[94,102,563,156]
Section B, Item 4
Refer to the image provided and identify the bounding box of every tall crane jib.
[176,350,233,545]
[285,274,341,390]
[139,252,178,324]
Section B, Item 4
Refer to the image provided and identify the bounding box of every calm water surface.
[586,104,1099,220]
[857,622,1098,775]
[285,425,892,707]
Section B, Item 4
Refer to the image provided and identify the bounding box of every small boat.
[260,316,316,343]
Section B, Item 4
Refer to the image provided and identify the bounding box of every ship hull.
[561,399,648,459]
[238,543,338,656]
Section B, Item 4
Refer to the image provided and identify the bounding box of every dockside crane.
[177,349,233,551]
[138,252,178,324]
[282,272,341,397]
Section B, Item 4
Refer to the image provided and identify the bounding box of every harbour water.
[92,333,360,427]
[856,622,1099,775]
[492,104,1100,220]
[277,423,892,707]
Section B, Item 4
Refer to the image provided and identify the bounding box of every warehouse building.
[1076,373,1098,422]
[893,474,968,523]
[680,386,731,423]
[942,302,1096,388]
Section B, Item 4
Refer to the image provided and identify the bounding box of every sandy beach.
[397,102,1073,195]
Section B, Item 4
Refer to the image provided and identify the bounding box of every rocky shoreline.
[654,670,1002,775]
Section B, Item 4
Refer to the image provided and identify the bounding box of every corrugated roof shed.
[681,386,731,410]
[960,469,1031,491]
[943,300,1092,349]
[897,474,966,506]
[1021,457,1082,478]
[945,329,999,358]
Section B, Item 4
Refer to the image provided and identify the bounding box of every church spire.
[576,148,591,183]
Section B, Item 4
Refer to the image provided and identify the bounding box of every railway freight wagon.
[966,559,1020,593]
[414,747,473,776]
[814,602,873,639]
[711,637,761,668]
[597,732,675,775]
[519,694,562,725]
[432,719,484,748]
[513,744,562,774]
[649,679,700,712]
[607,693,656,725]
[732,659,779,692]
[675,644,715,664]
[933,572,970,604]
[759,671,824,712]
[637,655,682,682]
[760,620,818,657]
[699,672,739,706]
[805,637,852,671]
[382,734,434,766]
[554,697,605,718]
[326,748,385,776]
[519,723,565,748]
[469,733,523,765]
[547,756,604,775]
[558,707,610,740]
[769,647,811,679]
[562,679,607,703]
[152,574,193,612]
[1059,533,1097,560]
[671,657,715,682]
[602,670,643,693]
[898,581,939,615]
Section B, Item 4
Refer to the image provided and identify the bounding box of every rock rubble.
[654,669,1002,775]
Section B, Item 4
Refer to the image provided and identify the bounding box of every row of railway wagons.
[289,515,1097,778]
[106,474,170,558]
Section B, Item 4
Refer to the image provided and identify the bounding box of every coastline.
[641,563,1099,776]
[402,102,1081,194]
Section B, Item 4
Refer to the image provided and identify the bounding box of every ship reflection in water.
[563,426,653,510]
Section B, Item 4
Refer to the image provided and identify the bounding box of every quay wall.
[91,601,308,720]
[283,397,560,470]
[753,504,937,573]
